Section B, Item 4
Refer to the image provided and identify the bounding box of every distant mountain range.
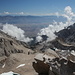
[0,15,67,37]
[0,15,66,24]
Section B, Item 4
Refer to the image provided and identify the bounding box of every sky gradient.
[0,0,75,15]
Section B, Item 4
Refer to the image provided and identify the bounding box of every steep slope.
[0,30,31,57]
[0,30,38,75]
[56,23,75,44]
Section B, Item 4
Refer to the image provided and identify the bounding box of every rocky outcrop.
[56,23,75,44]
[0,30,33,57]
[51,39,75,50]
[33,53,52,75]
[0,37,24,57]
[33,49,75,75]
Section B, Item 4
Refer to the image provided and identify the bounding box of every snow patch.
[71,50,75,56]
[0,71,20,75]
[2,63,5,68]
[16,64,25,68]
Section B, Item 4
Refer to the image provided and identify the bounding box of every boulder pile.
[33,49,75,75]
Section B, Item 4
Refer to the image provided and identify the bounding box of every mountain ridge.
[0,15,66,24]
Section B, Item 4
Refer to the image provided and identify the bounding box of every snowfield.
[0,71,20,75]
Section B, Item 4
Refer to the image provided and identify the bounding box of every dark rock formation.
[51,39,75,50]
[56,23,75,44]
[33,49,75,75]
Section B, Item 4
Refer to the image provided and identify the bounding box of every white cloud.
[63,6,75,22]
[2,23,33,43]
[4,11,10,15]
[18,12,25,15]
[36,36,42,42]
[55,12,60,17]
[64,6,73,16]
[36,6,75,42]
[0,12,27,15]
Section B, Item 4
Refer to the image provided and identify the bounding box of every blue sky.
[0,0,75,15]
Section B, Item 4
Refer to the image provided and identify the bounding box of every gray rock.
[33,50,75,75]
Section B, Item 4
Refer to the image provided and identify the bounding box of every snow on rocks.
[2,63,5,68]
[16,64,25,68]
[0,71,20,75]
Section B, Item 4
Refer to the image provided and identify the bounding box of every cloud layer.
[2,23,33,43]
[36,6,75,42]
